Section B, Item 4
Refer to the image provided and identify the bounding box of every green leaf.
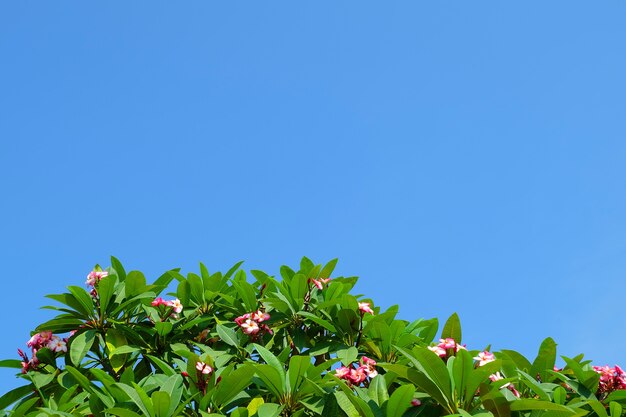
[387,384,415,417]
[320,258,338,279]
[531,337,557,383]
[255,364,285,398]
[155,321,173,337]
[46,293,91,318]
[297,311,337,332]
[441,312,462,343]
[217,324,240,347]
[288,355,311,393]
[334,391,361,417]
[67,286,95,317]
[396,346,453,409]
[161,374,183,416]
[152,391,170,417]
[213,365,255,407]
[110,256,127,281]
[0,359,23,369]
[517,370,550,401]
[234,272,258,311]
[290,274,309,306]
[188,273,205,305]
[382,363,449,410]
[452,348,474,407]
[0,384,35,410]
[337,346,359,366]
[106,408,143,417]
[106,328,129,373]
[510,399,576,415]
[125,271,147,297]
[368,374,389,406]
[70,329,96,366]
[253,344,286,386]
[98,275,116,314]
[257,403,283,417]
[34,347,56,367]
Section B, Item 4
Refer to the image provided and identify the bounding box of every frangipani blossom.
[196,361,213,375]
[240,319,260,335]
[335,366,351,379]
[86,270,108,287]
[358,302,374,315]
[251,310,270,322]
[311,278,331,290]
[474,351,495,366]
[167,299,183,314]
[428,345,447,357]
[47,336,67,353]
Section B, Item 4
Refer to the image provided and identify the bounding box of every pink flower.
[196,361,213,375]
[235,313,251,325]
[251,310,270,322]
[411,399,422,407]
[428,345,447,357]
[47,336,67,353]
[167,299,183,314]
[360,357,378,378]
[151,297,166,307]
[311,278,331,290]
[27,331,52,350]
[86,270,108,287]
[335,366,351,379]
[474,351,495,366]
[240,319,260,335]
[349,367,367,384]
[439,338,457,349]
[358,302,374,315]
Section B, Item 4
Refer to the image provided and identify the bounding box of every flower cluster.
[428,338,467,357]
[151,297,183,314]
[593,365,626,394]
[335,356,378,385]
[235,310,272,336]
[309,277,331,290]
[19,331,67,374]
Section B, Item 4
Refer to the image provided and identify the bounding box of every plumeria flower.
[196,361,213,375]
[358,302,374,315]
[349,367,367,384]
[240,319,260,335]
[47,336,67,353]
[151,297,166,307]
[167,299,183,314]
[360,356,378,378]
[311,278,332,290]
[335,366,351,379]
[474,351,495,366]
[439,338,457,349]
[234,313,251,325]
[27,331,52,350]
[251,310,270,322]
[86,270,108,287]
[428,345,447,357]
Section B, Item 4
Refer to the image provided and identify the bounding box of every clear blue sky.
[2,2,626,394]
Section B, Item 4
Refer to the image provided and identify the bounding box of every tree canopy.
[1,257,624,417]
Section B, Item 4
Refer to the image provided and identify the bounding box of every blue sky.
[2,1,626,395]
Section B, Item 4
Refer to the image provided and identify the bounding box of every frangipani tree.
[1,257,625,417]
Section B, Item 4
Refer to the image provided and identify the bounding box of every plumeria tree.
[1,257,625,417]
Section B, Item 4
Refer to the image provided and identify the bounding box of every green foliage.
[1,257,624,417]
